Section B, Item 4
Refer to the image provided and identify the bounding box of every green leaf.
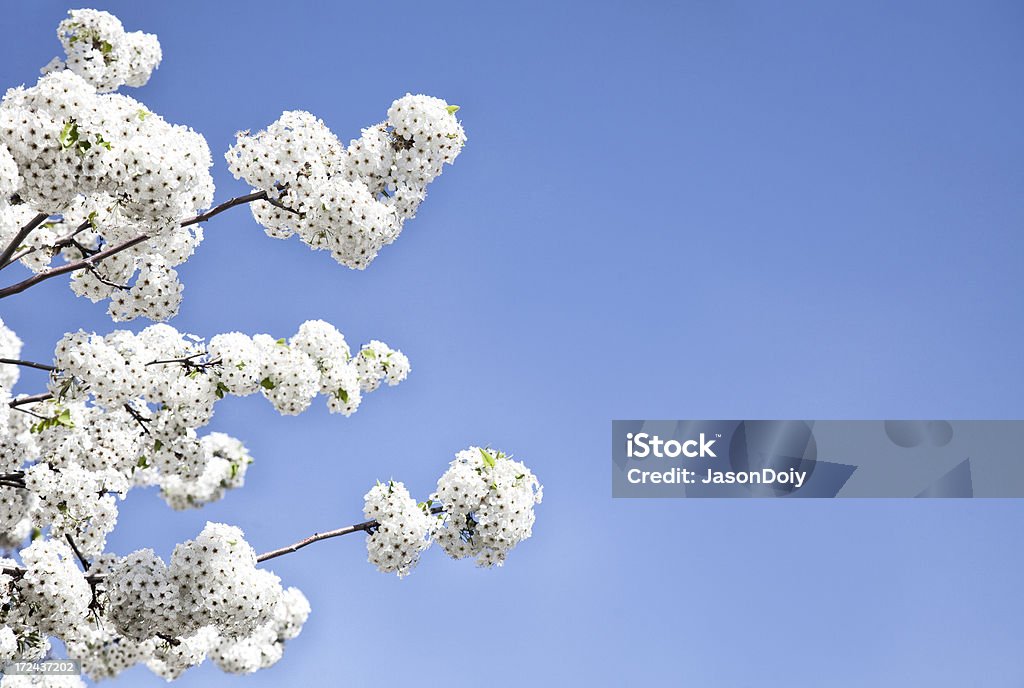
[479,447,496,468]
[275,338,287,346]
[215,382,230,399]
[59,120,79,149]
[99,40,113,55]
[446,105,461,114]
[137,456,149,469]
[56,408,73,427]
[137,109,150,121]
[229,463,239,479]
[336,388,349,403]
[94,133,112,151]
[260,377,276,390]
[87,210,98,228]
[361,348,376,359]
[153,439,163,452]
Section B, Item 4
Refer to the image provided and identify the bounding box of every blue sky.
[2,1,1024,685]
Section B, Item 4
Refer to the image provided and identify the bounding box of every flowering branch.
[0,212,50,269]
[0,190,277,300]
[255,505,445,563]
[0,505,445,577]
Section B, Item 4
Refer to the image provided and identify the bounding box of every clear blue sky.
[2,1,1024,685]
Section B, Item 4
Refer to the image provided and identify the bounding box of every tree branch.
[65,533,92,571]
[0,213,49,269]
[0,190,275,300]
[8,392,54,407]
[0,358,55,372]
[180,189,270,228]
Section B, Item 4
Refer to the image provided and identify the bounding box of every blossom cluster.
[0,522,311,681]
[432,447,543,567]
[0,63,212,321]
[226,94,466,269]
[362,447,543,576]
[2,320,407,531]
[48,9,162,93]
[363,481,434,578]
[0,317,23,433]
[1,9,464,323]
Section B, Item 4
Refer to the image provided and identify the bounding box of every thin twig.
[0,213,49,268]
[146,352,206,366]
[87,264,130,290]
[65,534,92,571]
[123,403,152,436]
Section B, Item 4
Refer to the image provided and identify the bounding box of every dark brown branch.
[146,352,206,366]
[65,533,92,571]
[8,392,54,407]
[123,403,152,436]
[0,190,272,300]
[86,264,130,290]
[180,189,269,228]
[255,505,444,563]
[0,213,49,268]
[0,358,55,372]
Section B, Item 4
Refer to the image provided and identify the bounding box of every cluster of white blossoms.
[3,320,405,524]
[0,317,405,680]
[226,93,466,269]
[433,447,543,567]
[0,318,22,430]
[363,481,434,578]
[0,522,311,682]
[0,8,463,322]
[0,64,212,321]
[47,9,162,93]
[0,8,542,686]
[362,447,543,577]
